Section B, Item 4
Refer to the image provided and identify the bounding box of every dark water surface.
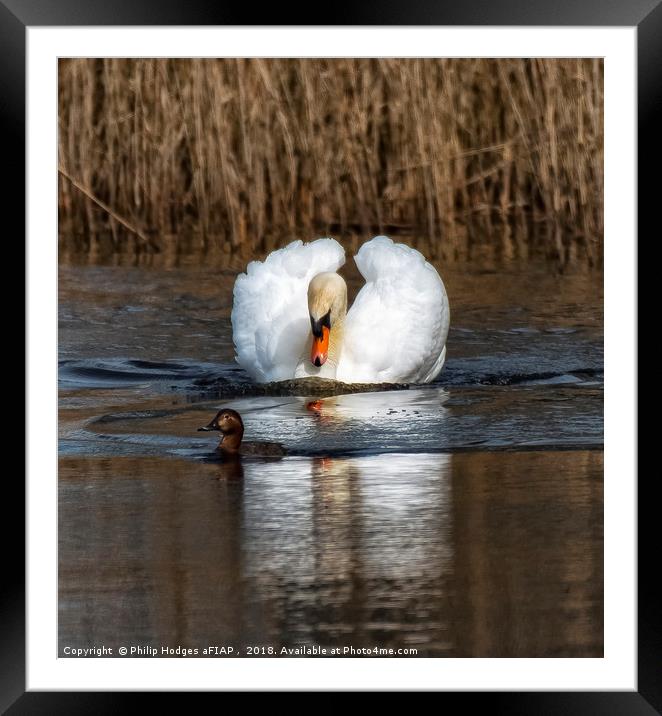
[58,259,603,657]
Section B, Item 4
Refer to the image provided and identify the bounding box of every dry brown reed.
[58,58,603,264]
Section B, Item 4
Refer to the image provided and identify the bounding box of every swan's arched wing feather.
[231,238,345,382]
[339,236,449,383]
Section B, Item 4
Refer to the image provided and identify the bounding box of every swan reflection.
[60,450,604,657]
[237,452,453,646]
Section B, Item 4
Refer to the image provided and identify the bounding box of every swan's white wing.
[231,238,345,382]
[338,236,450,384]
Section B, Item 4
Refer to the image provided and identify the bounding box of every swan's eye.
[311,310,332,338]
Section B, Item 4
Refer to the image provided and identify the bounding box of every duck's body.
[235,442,287,457]
[198,409,286,458]
[231,236,450,384]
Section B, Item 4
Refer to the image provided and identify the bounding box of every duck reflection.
[201,453,245,480]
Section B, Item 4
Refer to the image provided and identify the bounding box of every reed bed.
[58,58,603,264]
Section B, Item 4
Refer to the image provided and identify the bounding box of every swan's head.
[307,272,347,367]
[198,409,244,439]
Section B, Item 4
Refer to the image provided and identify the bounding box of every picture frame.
[8,0,650,706]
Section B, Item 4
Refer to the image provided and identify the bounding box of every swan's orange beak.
[311,325,330,367]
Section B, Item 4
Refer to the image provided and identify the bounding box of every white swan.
[231,236,450,384]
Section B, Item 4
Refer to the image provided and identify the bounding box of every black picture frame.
[7,0,650,708]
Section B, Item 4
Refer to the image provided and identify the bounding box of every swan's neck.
[327,316,345,368]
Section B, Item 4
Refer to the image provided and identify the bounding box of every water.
[58,259,603,657]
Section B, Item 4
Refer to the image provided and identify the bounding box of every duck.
[231,235,450,384]
[197,409,286,457]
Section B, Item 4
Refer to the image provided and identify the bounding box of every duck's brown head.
[198,408,244,453]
